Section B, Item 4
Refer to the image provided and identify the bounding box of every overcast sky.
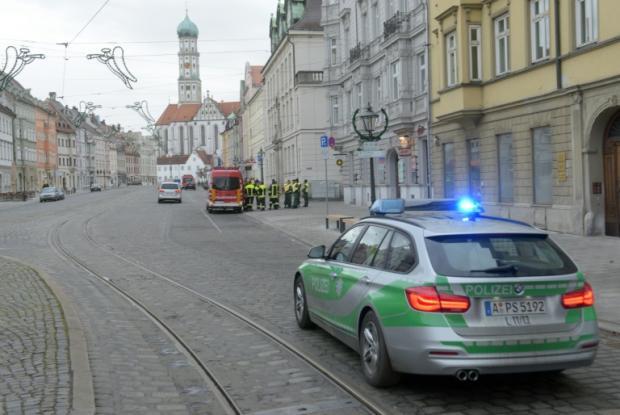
[1,0,275,131]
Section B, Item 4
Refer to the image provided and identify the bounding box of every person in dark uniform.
[283,180,292,208]
[269,179,280,210]
[302,179,310,207]
[244,179,255,210]
[256,180,267,211]
[292,178,300,208]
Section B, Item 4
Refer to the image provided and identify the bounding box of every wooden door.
[604,115,620,236]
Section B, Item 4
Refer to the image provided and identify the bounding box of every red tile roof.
[217,101,241,117]
[250,65,264,86]
[155,104,202,126]
[157,155,190,165]
[195,149,213,165]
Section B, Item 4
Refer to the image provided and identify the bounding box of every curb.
[242,211,316,248]
[598,320,620,336]
[0,255,96,415]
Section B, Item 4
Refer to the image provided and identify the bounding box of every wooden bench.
[340,217,359,232]
[325,214,353,231]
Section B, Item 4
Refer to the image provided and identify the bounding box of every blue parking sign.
[320,135,328,148]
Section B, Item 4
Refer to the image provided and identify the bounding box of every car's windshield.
[425,234,577,277]
[212,177,240,190]
[161,183,178,190]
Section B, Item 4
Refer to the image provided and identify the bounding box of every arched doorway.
[386,149,400,198]
[604,112,620,236]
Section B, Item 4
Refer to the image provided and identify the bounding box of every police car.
[293,198,598,387]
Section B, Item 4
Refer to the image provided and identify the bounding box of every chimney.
[49,92,56,101]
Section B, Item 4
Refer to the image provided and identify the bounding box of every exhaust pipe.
[467,369,480,382]
[455,369,468,381]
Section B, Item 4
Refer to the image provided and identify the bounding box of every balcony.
[383,12,403,39]
[295,71,324,86]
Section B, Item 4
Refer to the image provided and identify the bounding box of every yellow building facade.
[430,0,620,236]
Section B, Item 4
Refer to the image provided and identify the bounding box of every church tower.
[177,12,201,103]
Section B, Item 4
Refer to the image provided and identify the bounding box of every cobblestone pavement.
[2,187,620,415]
[0,257,70,415]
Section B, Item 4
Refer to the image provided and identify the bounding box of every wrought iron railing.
[383,12,402,39]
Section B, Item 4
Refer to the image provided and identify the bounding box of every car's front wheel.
[294,277,314,329]
[359,311,399,387]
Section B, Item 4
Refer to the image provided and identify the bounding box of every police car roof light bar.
[369,199,405,216]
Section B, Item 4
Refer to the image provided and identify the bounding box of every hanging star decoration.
[0,46,45,92]
[86,46,137,89]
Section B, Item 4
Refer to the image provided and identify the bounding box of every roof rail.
[478,215,534,228]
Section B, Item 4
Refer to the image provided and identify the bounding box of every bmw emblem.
[513,284,525,296]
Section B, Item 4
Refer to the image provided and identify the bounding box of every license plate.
[484,299,546,316]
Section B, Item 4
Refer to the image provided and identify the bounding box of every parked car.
[294,198,599,387]
[90,184,102,192]
[40,187,65,202]
[206,168,244,213]
[158,181,182,203]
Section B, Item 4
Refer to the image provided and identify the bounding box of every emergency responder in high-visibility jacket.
[284,180,292,208]
[302,179,310,207]
[269,179,280,210]
[256,180,267,211]
[292,179,300,208]
[244,179,255,210]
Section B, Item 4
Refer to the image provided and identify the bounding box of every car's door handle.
[361,276,370,285]
[330,272,338,279]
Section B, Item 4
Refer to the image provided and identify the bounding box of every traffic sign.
[336,159,343,166]
[328,136,336,148]
[320,135,328,148]
[322,147,330,160]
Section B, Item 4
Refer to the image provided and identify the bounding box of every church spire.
[177,11,201,103]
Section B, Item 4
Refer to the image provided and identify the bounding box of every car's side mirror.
[308,245,325,259]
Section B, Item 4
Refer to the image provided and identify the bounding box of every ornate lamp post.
[352,104,389,203]
[257,148,265,182]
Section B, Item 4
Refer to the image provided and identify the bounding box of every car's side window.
[350,225,390,266]
[371,230,393,269]
[328,226,366,263]
[385,232,417,272]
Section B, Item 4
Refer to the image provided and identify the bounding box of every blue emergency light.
[456,196,484,219]
[369,199,405,216]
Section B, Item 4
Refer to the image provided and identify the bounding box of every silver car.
[294,199,598,386]
[157,182,182,203]
[40,187,65,202]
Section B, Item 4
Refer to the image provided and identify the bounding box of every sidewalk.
[0,256,93,414]
[246,200,620,334]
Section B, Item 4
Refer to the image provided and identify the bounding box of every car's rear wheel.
[359,311,399,387]
[294,277,314,329]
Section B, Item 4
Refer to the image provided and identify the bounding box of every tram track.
[80,210,391,415]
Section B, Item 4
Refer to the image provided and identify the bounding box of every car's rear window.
[212,176,240,190]
[161,183,179,190]
[42,188,56,193]
[425,234,577,277]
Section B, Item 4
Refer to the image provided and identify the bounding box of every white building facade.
[321,0,431,206]
[0,104,15,193]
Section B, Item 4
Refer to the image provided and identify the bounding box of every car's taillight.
[562,282,595,309]
[159,189,165,193]
[406,286,470,313]
[175,189,180,193]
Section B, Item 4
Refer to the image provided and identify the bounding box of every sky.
[1,0,276,132]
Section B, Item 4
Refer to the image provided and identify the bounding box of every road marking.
[202,210,223,233]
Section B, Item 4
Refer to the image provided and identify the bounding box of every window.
[391,61,399,100]
[371,230,393,269]
[356,83,363,110]
[468,139,481,199]
[200,125,206,146]
[375,76,382,107]
[443,143,455,198]
[531,0,550,61]
[498,133,514,203]
[331,96,339,124]
[329,225,365,262]
[495,14,510,75]
[533,127,553,205]
[417,51,427,92]
[469,26,482,80]
[350,226,390,266]
[446,32,458,86]
[575,0,598,47]
[372,3,380,39]
[386,232,416,272]
[330,38,338,65]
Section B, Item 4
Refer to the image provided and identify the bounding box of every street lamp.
[257,148,265,182]
[352,104,389,203]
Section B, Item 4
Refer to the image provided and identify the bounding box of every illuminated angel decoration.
[0,46,45,92]
[86,46,137,89]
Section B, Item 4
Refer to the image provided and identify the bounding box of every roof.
[155,103,201,125]
[362,214,544,237]
[157,154,190,165]
[177,13,199,37]
[290,0,322,31]
[250,65,264,86]
[217,101,240,117]
[195,149,213,165]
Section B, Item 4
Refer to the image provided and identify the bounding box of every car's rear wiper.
[470,264,519,274]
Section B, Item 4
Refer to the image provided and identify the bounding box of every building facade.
[241,63,266,179]
[34,103,58,189]
[429,0,620,236]
[322,0,431,205]
[263,0,339,195]
[0,104,15,194]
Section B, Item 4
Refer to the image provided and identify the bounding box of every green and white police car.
[293,198,598,387]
